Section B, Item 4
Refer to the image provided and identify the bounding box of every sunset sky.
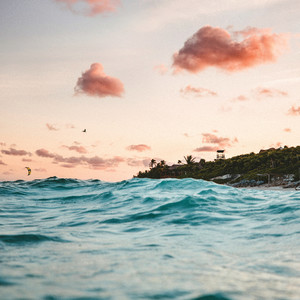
[1,0,299,181]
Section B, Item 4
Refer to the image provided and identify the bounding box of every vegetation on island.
[136,146,300,186]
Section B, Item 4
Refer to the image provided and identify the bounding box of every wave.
[1,177,300,299]
[1,177,299,211]
[1,177,299,244]
[0,233,66,245]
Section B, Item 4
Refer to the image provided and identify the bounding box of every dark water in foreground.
[0,177,299,300]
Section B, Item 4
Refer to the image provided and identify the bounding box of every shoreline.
[238,184,299,191]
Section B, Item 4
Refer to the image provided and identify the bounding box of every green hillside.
[136,146,300,186]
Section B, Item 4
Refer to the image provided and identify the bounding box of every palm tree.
[149,159,156,169]
[160,160,166,166]
[184,155,196,165]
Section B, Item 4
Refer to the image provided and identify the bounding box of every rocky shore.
[228,179,300,190]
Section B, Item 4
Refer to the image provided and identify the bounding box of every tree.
[149,159,156,169]
[184,155,196,165]
[160,160,166,166]
[199,159,206,167]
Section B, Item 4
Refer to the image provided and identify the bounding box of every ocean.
[0,177,299,300]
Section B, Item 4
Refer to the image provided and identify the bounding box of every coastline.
[238,184,299,191]
[136,147,300,188]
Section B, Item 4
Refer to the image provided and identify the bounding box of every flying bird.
[25,167,31,176]
[82,129,86,133]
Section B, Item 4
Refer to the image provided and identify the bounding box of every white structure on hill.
[216,150,225,160]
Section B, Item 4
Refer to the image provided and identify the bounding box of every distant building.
[216,150,225,160]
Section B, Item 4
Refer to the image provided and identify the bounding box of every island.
[135,146,300,189]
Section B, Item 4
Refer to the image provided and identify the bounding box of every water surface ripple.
[0,177,299,299]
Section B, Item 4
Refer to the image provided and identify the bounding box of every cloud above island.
[54,0,120,16]
[180,85,217,97]
[202,133,238,147]
[194,133,238,152]
[75,63,124,98]
[193,146,219,152]
[127,158,150,167]
[172,26,288,73]
[126,144,151,152]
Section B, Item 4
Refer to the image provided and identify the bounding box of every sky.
[0,0,299,182]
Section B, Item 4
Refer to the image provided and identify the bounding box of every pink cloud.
[34,168,47,173]
[36,148,125,170]
[254,87,288,98]
[79,155,125,170]
[75,63,124,98]
[36,149,57,158]
[127,158,150,167]
[193,146,219,152]
[55,0,120,16]
[231,95,249,102]
[287,105,300,116]
[126,144,151,152]
[172,26,288,73]
[283,128,291,132]
[22,158,33,162]
[180,85,217,97]
[1,148,31,156]
[62,145,88,154]
[193,133,238,153]
[202,133,238,148]
[46,123,59,131]
[0,160,7,165]
[154,64,168,75]
[0,142,6,146]
[61,164,76,168]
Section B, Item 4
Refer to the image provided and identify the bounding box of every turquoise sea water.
[0,177,300,300]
